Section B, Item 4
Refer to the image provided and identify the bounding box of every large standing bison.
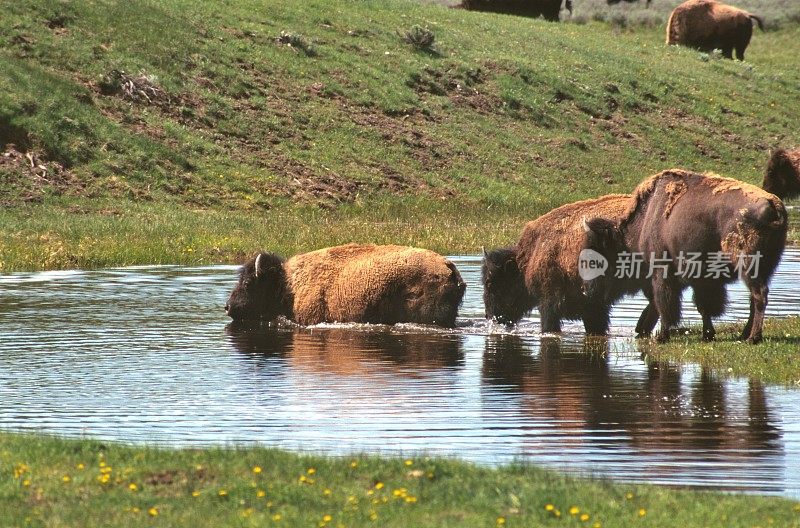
[225,244,466,327]
[459,0,573,22]
[482,194,640,334]
[762,148,800,200]
[582,169,787,344]
[666,0,764,60]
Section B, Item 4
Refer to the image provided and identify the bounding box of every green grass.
[638,316,800,386]
[1,0,799,270]
[2,432,799,528]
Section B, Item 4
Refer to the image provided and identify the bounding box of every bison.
[666,0,764,60]
[582,169,787,344]
[225,244,466,327]
[762,148,800,200]
[458,0,573,22]
[482,194,639,334]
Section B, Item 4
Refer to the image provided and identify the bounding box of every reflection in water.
[482,336,784,492]
[0,256,799,497]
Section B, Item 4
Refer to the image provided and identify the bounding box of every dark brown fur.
[226,244,466,327]
[762,148,800,200]
[666,0,764,60]
[583,169,787,344]
[482,194,634,333]
[458,0,572,22]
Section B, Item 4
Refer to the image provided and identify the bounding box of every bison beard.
[582,169,787,344]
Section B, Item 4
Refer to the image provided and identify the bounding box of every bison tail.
[749,14,765,31]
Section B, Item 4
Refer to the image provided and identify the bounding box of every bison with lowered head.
[666,0,764,60]
[582,169,787,344]
[762,148,800,200]
[482,194,640,334]
[458,0,573,22]
[225,244,466,327]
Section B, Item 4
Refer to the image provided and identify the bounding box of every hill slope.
[1,0,799,270]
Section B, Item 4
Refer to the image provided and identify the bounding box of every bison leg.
[740,297,755,341]
[720,47,734,60]
[692,282,727,342]
[582,303,611,336]
[635,301,659,338]
[540,304,562,333]
[744,284,768,344]
[653,276,682,343]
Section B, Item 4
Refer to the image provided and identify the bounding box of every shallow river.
[1,250,799,497]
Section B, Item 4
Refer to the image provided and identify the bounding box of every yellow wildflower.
[323,488,332,496]
[369,512,378,521]
[323,515,332,522]
[148,507,159,517]
[61,475,71,483]
[272,513,282,521]
[129,483,138,492]
[570,506,580,516]
[375,482,384,490]
[307,468,316,475]
[404,459,413,466]
[405,496,417,503]
[192,490,201,497]
[496,517,506,525]
[22,479,31,487]
[625,492,634,500]
[218,489,228,497]
[545,504,555,512]
[593,523,602,528]
[638,509,647,517]
[253,466,263,474]
[350,461,358,469]
[76,463,85,470]
[257,490,266,498]
[581,513,590,521]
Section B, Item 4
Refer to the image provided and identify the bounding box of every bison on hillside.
[458,0,573,22]
[582,169,787,344]
[762,148,800,201]
[226,244,466,327]
[666,0,764,60]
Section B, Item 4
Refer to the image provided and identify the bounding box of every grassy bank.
[638,316,800,385]
[1,0,799,270]
[2,432,799,528]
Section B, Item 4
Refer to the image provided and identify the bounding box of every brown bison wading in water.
[226,244,466,327]
[583,170,787,344]
[762,148,800,200]
[482,194,636,333]
[459,0,572,22]
[666,0,764,60]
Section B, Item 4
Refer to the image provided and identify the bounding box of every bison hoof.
[655,333,670,344]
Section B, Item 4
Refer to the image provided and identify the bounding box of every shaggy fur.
[666,0,764,60]
[583,169,787,344]
[226,244,466,327]
[762,148,800,200]
[483,194,634,334]
[458,0,572,22]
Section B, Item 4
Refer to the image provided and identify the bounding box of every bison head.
[481,247,530,325]
[225,252,290,321]
[581,217,627,302]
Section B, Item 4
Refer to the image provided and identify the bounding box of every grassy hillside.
[1,0,799,270]
[2,432,799,527]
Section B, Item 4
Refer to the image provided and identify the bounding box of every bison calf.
[226,244,466,327]
[666,0,764,60]
[582,169,787,344]
[482,194,638,334]
[762,148,800,200]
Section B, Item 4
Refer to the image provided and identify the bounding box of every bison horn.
[255,253,263,277]
[582,217,591,233]
[481,246,487,257]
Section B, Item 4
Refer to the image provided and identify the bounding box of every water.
[1,250,799,497]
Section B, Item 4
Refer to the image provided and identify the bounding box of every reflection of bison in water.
[762,148,800,200]
[225,244,466,327]
[666,0,764,60]
[582,169,787,343]
[459,0,573,22]
[482,194,634,334]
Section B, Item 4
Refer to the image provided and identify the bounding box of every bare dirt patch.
[0,145,82,205]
